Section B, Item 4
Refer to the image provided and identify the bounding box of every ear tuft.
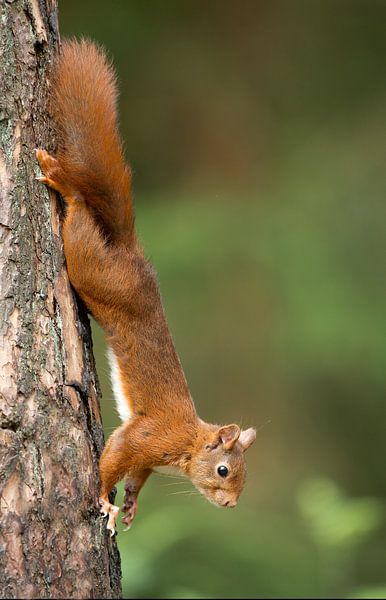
[239,427,256,451]
[218,424,241,450]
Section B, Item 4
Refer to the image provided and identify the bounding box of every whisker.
[153,472,186,480]
[256,418,272,434]
[162,481,189,486]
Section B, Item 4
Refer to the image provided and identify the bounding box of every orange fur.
[36,40,256,534]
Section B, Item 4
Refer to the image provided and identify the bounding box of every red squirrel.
[36,40,256,536]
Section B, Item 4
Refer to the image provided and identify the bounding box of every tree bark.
[0,1,121,598]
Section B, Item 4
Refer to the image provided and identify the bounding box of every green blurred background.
[60,2,386,598]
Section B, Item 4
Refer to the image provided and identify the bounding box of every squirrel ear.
[218,424,241,450]
[239,428,256,451]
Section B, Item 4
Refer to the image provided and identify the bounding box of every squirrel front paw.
[121,483,138,531]
[99,497,120,537]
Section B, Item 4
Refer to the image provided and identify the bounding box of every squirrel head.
[188,423,256,508]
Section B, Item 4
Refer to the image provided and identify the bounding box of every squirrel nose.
[224,499,237,508]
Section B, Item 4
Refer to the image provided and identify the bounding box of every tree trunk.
[0,1,121,597]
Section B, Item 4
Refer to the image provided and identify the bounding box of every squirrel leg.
[36,149,120,315]
[99,423,155,533]
[98,429,128,537]
[122,470,151,531]
[98,462,123,538]
[36,148,102,293]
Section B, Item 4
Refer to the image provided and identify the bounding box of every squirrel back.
[52,39,133,243]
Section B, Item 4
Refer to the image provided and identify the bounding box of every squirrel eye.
[217,465,229,478]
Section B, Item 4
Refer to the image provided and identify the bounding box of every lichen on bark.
[0,2,121,598]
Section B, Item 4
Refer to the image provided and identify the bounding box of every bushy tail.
[53,39,134,243]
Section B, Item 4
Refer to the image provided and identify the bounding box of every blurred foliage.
[61,1,386,598]
[297,478,383,549]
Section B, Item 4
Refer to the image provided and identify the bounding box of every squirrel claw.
[99,497,119,536]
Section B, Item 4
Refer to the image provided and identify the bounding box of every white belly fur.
[107,347,132,423]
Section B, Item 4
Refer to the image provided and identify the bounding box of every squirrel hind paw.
[35,148,71,197]
[35,148,59,173]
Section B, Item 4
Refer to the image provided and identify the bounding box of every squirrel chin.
[196,486,238,509]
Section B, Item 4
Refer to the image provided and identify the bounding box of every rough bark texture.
[0,1,121,597]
